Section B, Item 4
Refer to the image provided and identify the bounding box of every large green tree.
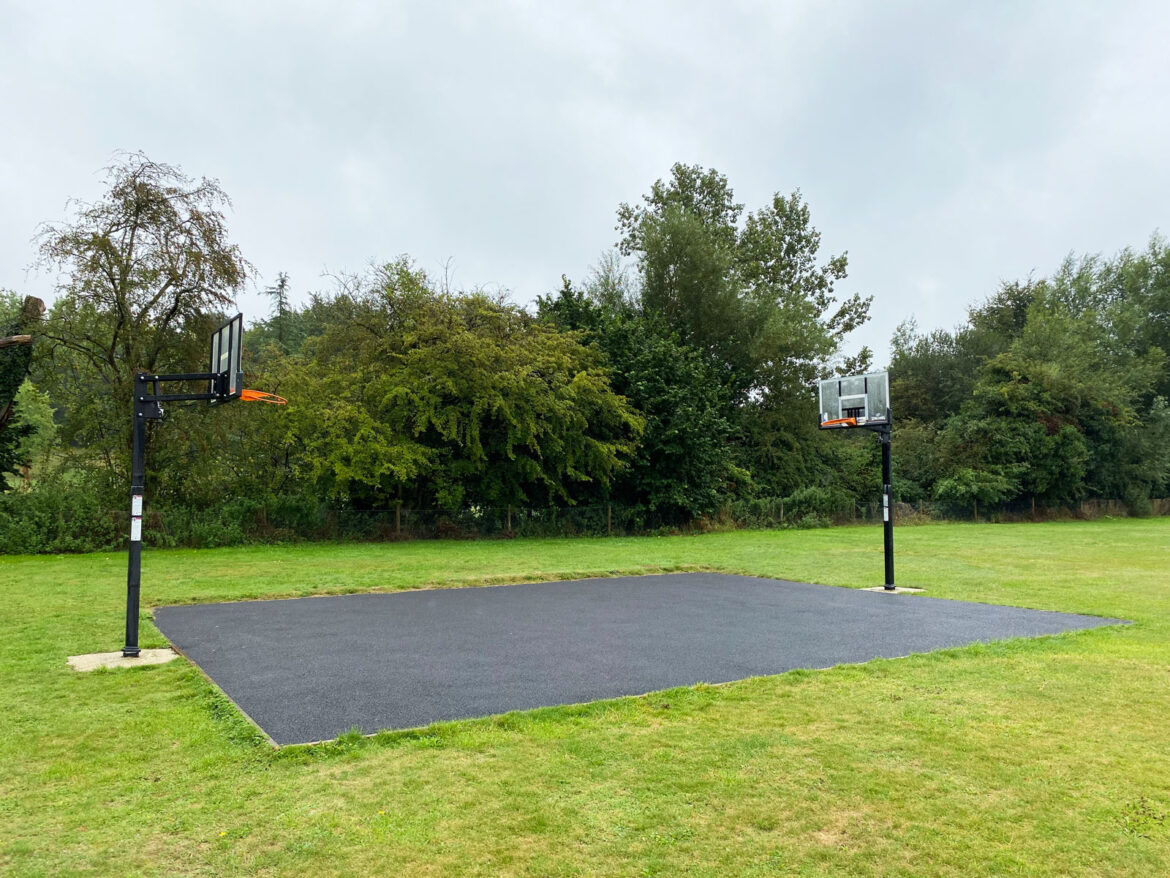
[35,153,249,499]
[1048,236,1170,400]
[538,272,744,521]
[286,261,643,511]
[914,279,1169,513]
[617,163,872,403]
[614,164,873,502]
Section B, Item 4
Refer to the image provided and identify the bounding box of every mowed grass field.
[2,519,1168,876]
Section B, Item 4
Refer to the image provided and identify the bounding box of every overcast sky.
[3,0,1168,364]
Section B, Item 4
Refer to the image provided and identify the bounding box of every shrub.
[0,486,122,553]
[781,485,852,524]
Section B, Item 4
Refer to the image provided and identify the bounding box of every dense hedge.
[3,484,1163,555]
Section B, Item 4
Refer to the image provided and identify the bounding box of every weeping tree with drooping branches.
[35,152,251,501]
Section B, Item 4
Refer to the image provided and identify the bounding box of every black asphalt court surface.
[154,573,1125,745]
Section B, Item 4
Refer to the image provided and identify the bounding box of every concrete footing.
[68,648,179,672]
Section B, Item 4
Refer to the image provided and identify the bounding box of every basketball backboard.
[208,313,243,405]
[818,371,889,428]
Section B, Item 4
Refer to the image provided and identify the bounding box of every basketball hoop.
[817,370,896,590]
[240,389,287,405]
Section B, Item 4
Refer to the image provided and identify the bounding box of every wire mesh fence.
[155,496,1170,546]
[255,504,654,542]
[3,494,1167,554]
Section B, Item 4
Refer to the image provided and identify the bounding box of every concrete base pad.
[68,648,178,672]
[864,586,925,594]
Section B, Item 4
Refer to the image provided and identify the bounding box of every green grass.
[2,518,1168,876]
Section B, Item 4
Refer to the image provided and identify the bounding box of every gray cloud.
[3,0,1167,363]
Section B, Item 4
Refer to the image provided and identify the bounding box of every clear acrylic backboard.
[818,371,890,428]
[208,313,243,405]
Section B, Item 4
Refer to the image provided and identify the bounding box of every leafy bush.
[793,512,831,529]
[153,498,263,548]
[933,468,1016,518]
[726,497,785,529]
[0,486,122,554]
[781,485,852,526]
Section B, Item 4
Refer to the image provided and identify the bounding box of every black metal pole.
[119,370,217,655]
[123,373,148,657]
[880,426,895,590]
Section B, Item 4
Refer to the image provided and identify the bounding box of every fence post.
[607,504,612,536]
[507,505,512,533]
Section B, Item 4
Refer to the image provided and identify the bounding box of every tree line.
[1,154,1167,552]
[890,245,1170,516]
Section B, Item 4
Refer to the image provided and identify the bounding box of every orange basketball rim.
[240,389,287,405]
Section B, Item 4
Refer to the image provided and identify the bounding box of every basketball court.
[140,359,1122,746]
[154,573,1123,745]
